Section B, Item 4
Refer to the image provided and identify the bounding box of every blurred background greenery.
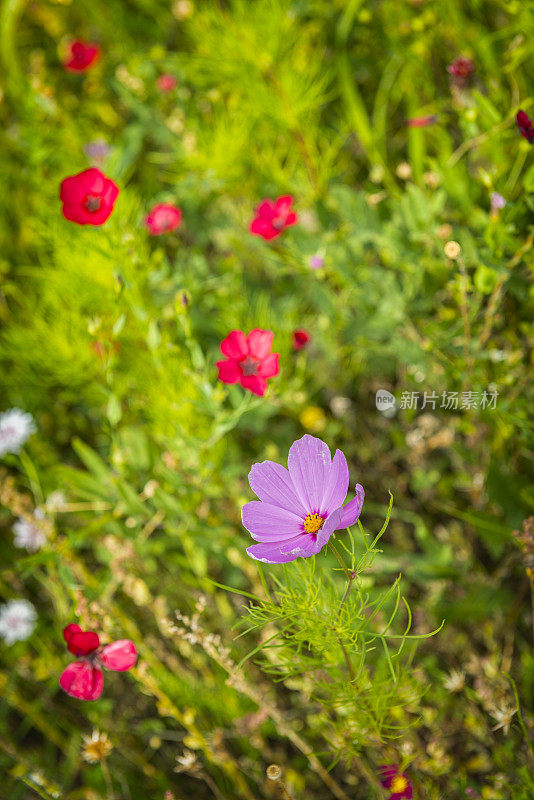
[1,0,533,797]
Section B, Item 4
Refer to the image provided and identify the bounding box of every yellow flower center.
[391,776,408,793]
[304,513,324,534]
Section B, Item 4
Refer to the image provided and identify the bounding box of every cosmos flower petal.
[60,662,104,700]
[338,484,365,529]
[220,330,248,360]
[99,640,137,671]
[248,460,307,516]
[287,434,332,511]
[246,532,319,564]
[242,501,303,542]
[315,507,342,549]
[274,195,294,217]
[321,450,349,516]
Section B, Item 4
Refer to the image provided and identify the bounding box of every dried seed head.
[444,240,461,259]
[266,764,282,781]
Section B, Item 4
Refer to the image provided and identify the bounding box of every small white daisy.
[0,599,37,644]
[0,409,36,457]
[13,509,47,552]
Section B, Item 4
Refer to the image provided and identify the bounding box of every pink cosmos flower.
[216,329,279,397]
[242,434,365,564]
[145,203,182,235]
[63,41,101,73]
[447,57,474,87]
[157,74,178,92]
[292,329,310,350]
[308,253,324,269]
[59,168,119,226]
[59,624,137,701]
[379,766,413,800]
[249,195,298,240]
[516,110,534,143]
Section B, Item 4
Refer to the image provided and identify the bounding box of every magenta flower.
[249,195,297,240]
[379,766,413,800]
[216,329,279,397]
[242,434,364,564]
[447,56,474,87]
[516,110,534,143]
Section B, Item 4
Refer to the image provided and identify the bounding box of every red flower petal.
[240,375,267,396]
[249,217,279,239]
[99,639,137,671]
[256,352,279,378]
[63,623,82,643]
[220,330,248,359]
[59,661,104,700]
[66,630,100,656]
[274,195,294,218]
[247,329,274,359]
[216,359,241,384]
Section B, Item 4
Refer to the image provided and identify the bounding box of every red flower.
[59,168,119,226]
[217,329,279,397]
[292,329,310,350]
[59,623,137,701]
[249,195,297,240]
[145,203,182,235]
[379,766,413,800]
[156,74,178,92]
[406,115,437,128]
[63,41,100,73]
[447,57,474,87]
[516,110,534,144]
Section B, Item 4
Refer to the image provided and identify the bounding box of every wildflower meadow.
[1,0,534,798]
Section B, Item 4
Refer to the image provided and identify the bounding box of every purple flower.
[308,253,324,269]
[242,434,365,564]
[490,192,506,212]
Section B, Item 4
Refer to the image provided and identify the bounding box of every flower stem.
[329,540,352,580]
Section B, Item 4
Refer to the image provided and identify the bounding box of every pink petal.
[257,353,279,378]
[249,218,279,239]
[287,434,332,512]
[320,450,349,515]
[274,195,294,218]
[338,484,365,529]
[284,211,297,227]
[59,661,103,700]
[246,531,322,564]
[220,330,248,359]
[247,329,274,359]
[216,359,241,384]
[256,200,276,219]
[240,375,267,396]
[99,639,137,671]
[248,460,307,516]
[242,500,303,542]
[315,507,342,549]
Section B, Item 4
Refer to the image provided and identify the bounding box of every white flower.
[0,409,36,457]
[13,509,47,552]
[0,599,37,644]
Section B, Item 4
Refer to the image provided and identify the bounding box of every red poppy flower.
[59,168,119,226]
[216,329,279,397]
[292,329,310,350]
[60,623,137,701]
[516,110,534,144]
[157,74,178,92]
[447,57,474,87]
[249,195,298,240]
[379,766,413,800]
[145,203,182,235]
[63,41,101,73]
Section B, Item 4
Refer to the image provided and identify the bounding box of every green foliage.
[1,0,534,798]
